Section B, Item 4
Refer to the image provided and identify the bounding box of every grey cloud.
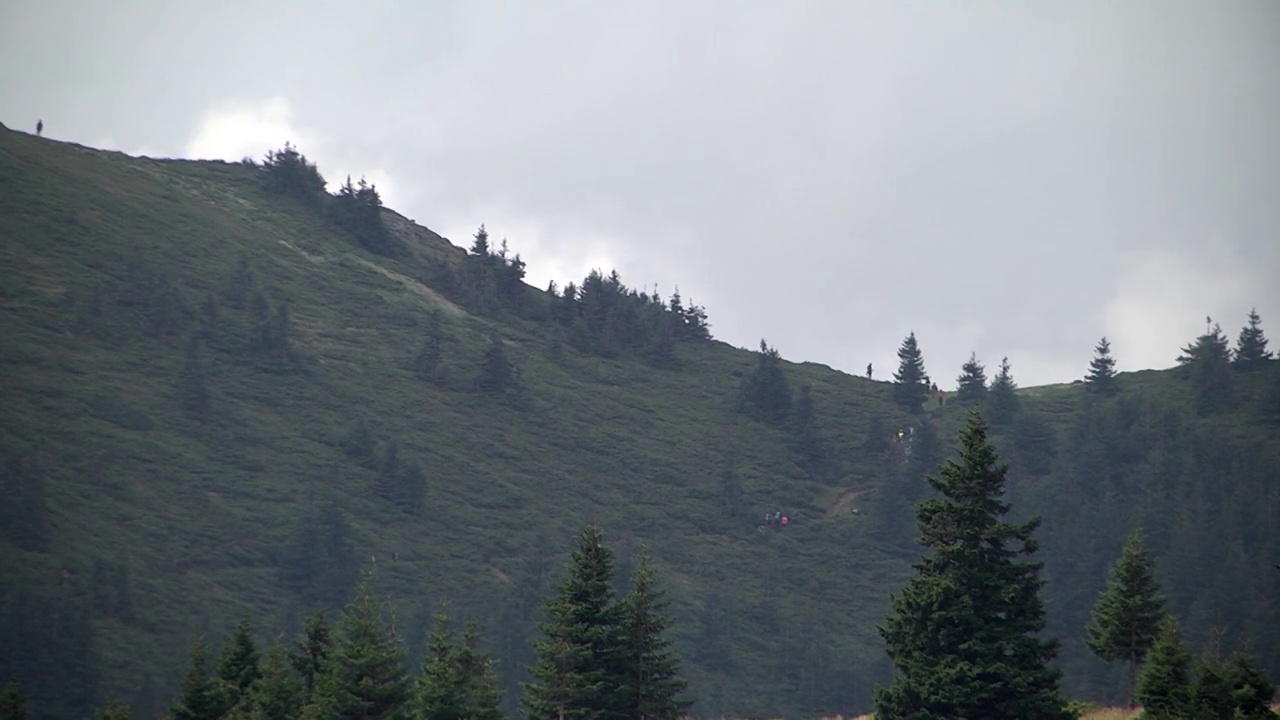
[3,0,1278,386]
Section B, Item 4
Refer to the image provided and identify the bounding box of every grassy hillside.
[1,124,1278,719]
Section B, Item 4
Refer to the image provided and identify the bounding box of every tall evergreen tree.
[1086,337,1119,396]
[475,333,515,395]
[415,310,447,385]
[304,571,412,720]
[522,523,627,720]
[170,638,227,720]
[1234,308,1273,367]
[739,340,792,424]
[243,644,304,720]
[891,332,930,413]
[984,356,1018,427]
[955,352,988,405]
[791,385,825,479]
[217,618,262,708]
[1191,651,1277,720]
[291,611,334,705]
[452,622,506,720]
[619,547,691,720]
[1135,614,1192,720]
[1177,322,1233,415]
[415,612,505,720]
[1086,529,1166,708]
[873,410,1071,720]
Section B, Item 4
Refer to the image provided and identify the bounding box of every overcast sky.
[4,0,1278,387]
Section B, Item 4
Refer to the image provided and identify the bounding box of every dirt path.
[826,484,872,518]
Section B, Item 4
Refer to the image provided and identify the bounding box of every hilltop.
[1,126,1277,720]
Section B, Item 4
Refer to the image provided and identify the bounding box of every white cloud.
[1101,247,1254,373]
[182,97,415,212]
[184,97,315,164]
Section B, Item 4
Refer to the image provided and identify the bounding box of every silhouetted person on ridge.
[36,119,43,136]
[866,362,873,379]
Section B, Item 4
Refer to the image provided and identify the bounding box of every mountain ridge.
[1,125,1277,720]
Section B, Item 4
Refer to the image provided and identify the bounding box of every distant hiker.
[866,362,873,379]
[780,515,789,526]
[937,388,945,406]
[36,119,43,136]
[930,382,938,394]
[897,430,905,442]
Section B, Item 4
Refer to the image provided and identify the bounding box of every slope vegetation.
[1,125,1277,719]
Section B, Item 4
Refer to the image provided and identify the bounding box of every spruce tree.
[619,547,691,720]
[522,523,627,720]
[475,333,515,395]
[955,352,988,405]
[1177,322,1233,415]
[304,571,412,720]
[1086,529,1166,708]
[417,612,465,720]
[453,621,506,720]
[243,644,304,720]
[1234,308,1273,367]
[170,638,227,720]
[1086,337,1119,396]
[873,410,1071,720]
[217,617,263,708]
[1135,614,1192,720]
[739,340,792,424]
[291,610,333,705]
[1191,651,1276,720]
[891,332,930,413]
[985,356,1018,427]
[415,310,447,385]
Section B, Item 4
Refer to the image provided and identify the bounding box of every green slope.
[1,125,1278,720]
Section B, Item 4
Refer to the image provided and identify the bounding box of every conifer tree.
[873,410,1071,720]
[415,612,506,720]
[619,547,691,720]
[453,622,505,720]
[1135,614,1192,720]
[290,610,334,705]
[1086,337,1119,396]
[416,613,464,720]
[475,333,515,395]
[791,385,825,478]
[217,618,263,708]
[891,332,930,413]
[984,356,1018,427]
[739,340,792,424]
[1234,308,1273,367]
[1191,651,1276,720]
[955,352,988,405]
[304,571,412,720]
[243,644,303,720]
[170,638,227,720]
[415,310,446,385]
[1177,322,1233,415]
[522,523,627,720]
[1086,529,1166,708]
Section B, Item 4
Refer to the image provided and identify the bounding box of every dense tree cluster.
[0,532,692,720]
[549,271,710,366]
[258,144,402,257]
[523,525,690,720]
